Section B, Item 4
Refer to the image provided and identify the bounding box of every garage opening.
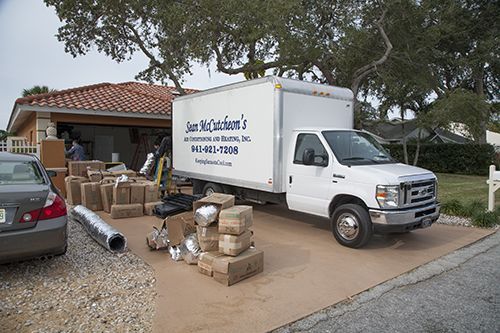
[57,123,171,169]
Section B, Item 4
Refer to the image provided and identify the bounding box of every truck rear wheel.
[202,182,223,197]
[331,204,372,248]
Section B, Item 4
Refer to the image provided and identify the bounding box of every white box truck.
[172,76,440,248]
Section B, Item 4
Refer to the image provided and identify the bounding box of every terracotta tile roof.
[15,82,197,116]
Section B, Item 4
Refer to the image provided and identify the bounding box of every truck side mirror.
[302,148,315,165]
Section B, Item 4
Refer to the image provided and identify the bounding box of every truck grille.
[400,179,436,207]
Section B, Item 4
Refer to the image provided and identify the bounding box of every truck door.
[286,133,332,217]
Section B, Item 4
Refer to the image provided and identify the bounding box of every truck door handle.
[289,175,293,184]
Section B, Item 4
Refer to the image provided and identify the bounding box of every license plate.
[0,209,5,223]
[421,218,432,228]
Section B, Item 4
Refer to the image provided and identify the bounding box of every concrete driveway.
[103,204,493,333]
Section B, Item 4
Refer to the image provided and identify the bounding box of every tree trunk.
[401,106,409,164]
[473,64,488,144]
[413,128,422,166]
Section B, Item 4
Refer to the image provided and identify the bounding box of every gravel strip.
[0,217,155,333]
[435,213,473,227]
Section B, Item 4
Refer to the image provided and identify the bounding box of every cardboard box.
[87,169,112,182]
[110,203,143,219]
[113,184,131,205]
[192,193,235,224]
[219,205,253,235]
[65,176,89,205]
[198,251,225,277]
[197,225,219,252]
[129,176,148,182]
[144,182,159,203]
[111,170,137,177]
[212,248,264,286]
[100,183,114,213]
[81,182,103,211]
[130,183,145,204]
[144,201,163,216]
[68,161,105,177]
[87,170,103,182]
[165,212,197,246]
[101,176,116,184]
[219,230,252,256]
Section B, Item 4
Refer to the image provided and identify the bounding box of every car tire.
[331,204,372,248]
[202,182,223,197]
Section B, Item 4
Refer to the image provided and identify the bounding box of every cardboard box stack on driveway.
[64,163,160,219]
[148,193,264,286]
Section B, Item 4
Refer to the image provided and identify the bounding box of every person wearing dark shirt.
[66,140,85,161]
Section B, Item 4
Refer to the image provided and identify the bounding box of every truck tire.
[331,204,372,248]
[202,182,223,197]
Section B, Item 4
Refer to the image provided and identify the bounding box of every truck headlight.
[376,185,399,208]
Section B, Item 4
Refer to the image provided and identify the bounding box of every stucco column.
[35,112,51,143]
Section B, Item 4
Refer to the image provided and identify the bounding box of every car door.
[286,133,332,217]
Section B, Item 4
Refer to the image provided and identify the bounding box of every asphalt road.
[275,229,500,333]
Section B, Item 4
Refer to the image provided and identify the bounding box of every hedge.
[383,143,496,175]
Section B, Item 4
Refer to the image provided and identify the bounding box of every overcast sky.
[0,0,243,130]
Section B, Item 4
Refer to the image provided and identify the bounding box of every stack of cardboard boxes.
[194,194,264,286]
[64,161,163,218]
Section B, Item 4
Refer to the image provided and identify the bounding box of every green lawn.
[437,173,499,208]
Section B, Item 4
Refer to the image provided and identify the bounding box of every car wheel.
[202,182,223,197]
[331,204,372,248]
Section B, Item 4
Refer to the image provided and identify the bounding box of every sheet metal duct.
[70,205,127,253]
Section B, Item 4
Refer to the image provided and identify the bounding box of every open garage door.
[57,122,171,169]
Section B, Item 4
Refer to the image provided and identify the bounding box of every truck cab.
[287,129,440,248]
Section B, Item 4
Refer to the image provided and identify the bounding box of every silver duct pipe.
[70,205,127,253]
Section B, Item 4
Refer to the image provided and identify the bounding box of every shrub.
[441,199,467,216]
[464,200,486,217]
[471,210,499,228]
[384,143,496,175]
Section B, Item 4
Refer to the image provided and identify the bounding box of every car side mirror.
[302,148,315,165]
[47,170,57,178]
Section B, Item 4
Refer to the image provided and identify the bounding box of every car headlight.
[376,185,399,208]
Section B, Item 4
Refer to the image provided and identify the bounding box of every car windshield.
[0,161,45,185]
[322,130,396,165]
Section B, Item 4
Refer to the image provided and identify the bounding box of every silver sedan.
[0,152,67,264]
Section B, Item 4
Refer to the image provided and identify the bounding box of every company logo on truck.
[185,114,247,133]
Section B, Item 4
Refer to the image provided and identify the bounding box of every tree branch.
[124,22,185,94]
[213,44,283,75]
[351,9,393,97]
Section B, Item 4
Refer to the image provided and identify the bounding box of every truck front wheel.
[202,182,223,197]
[331,204,372,248]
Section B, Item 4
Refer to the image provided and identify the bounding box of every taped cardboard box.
[113,183,131,205]
[130,183,145,204]
[165,212,197,246]
[100,183,114,213]
[192,193,235,224]
[212,248,264,286]
[197,225,219,252]
[68,161,105,177]
[198,251,225,277]
[65,176,89,205]
[87,169,113,182]
[219,205,253,235]
[144,201,163,216]
[219,230,252,256]
[111,170,137,177]
[81,182,103,211]
[144,182,159,203]
[110,203,143,219]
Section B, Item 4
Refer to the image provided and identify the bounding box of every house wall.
[15,112,36,143]
[50,113,171,128]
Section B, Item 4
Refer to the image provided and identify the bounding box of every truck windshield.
[322,131,396,165]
